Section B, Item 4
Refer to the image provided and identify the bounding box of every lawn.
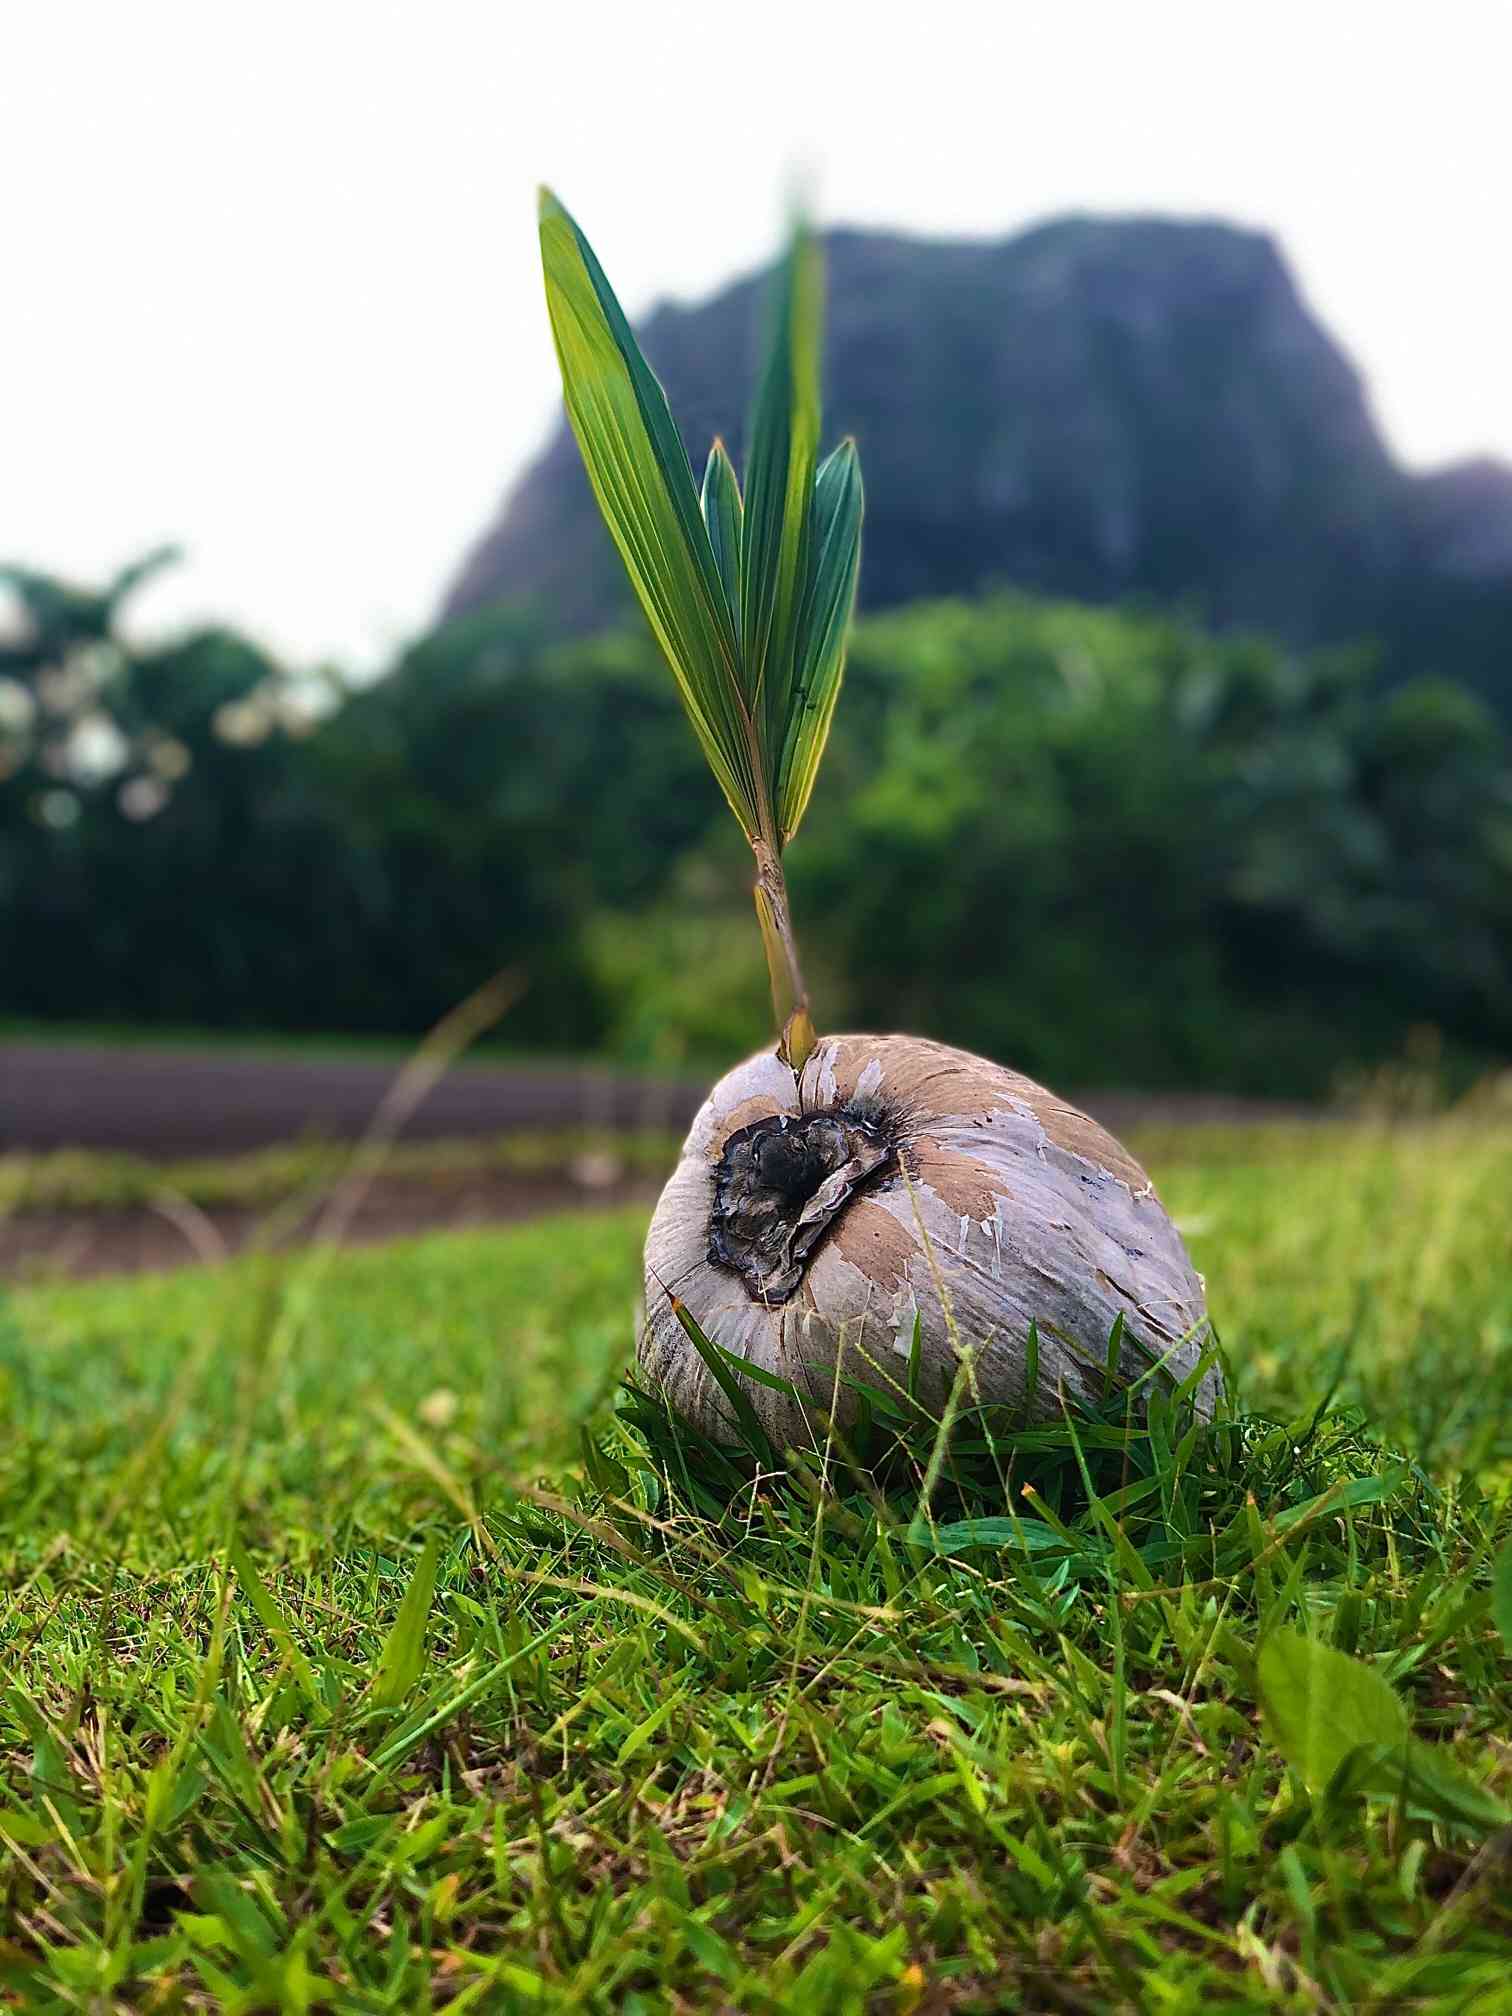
[0,1129,680,1215]
[3,1119,1511,2010]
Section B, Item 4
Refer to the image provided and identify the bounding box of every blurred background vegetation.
[8,216,1512,1104]
[3,550,1509,1097]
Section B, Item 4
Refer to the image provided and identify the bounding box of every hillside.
[446,216,1512,702]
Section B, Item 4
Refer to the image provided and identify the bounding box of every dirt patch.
[1,1168,661,1282]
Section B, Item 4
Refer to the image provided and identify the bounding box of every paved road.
[1,1038,1318,1160]
[1,1041,706,1156]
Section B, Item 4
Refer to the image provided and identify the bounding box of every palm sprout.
[538,191,862,1070]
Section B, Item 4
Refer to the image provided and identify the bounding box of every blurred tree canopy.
[2,558,1509,1095]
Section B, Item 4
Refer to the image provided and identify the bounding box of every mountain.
[444,216,1512,703]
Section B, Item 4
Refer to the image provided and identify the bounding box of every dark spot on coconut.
[712,1092,800,1157]
[708,1107,896,1304]
[832,1086,905,1136]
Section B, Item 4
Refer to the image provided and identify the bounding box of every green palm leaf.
[777,439,863,842]
[739,222,822,777]
[537,189,756,835]
[700,440,744,632]
[538,191,864,1062]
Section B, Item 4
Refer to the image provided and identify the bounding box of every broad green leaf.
[372,1535,440,1708]
[701,441,743,631]
[740,222,822,778]
[1493,1535,1512,1654]
[1257,1628,1406,1798]
[538,189,756,834]
[0,1807,51,1847]
[777,440,863,841]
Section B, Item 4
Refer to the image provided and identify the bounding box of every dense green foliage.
[3,1121,1511,2006]
[3,561,1511,1092]
[801,599,1512,1092]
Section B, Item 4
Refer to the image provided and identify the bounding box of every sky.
[4,1,1511,670]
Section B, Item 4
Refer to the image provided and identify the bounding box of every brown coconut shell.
[641,1033,1217,1446]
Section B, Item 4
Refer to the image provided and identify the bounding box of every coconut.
[643,1033,1217,1445]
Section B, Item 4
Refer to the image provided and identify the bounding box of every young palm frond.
[538,189,863,1070]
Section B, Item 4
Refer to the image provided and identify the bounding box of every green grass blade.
[701,441,743,631]
[227,1535,320,1706]
[666,1290,778,1472]
[739,220,821,797]
[1338,1736,1512,1834]
[372,1535,440,1708]
[538,189,757,835]
[777,440,863,842]
[1493,1536,1512,1655]
[905,1307,923,1407]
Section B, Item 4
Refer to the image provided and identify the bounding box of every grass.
[0,1018,432,1063]
[0,1130,680,1216]
[0,1018,712,1080]
[2,1120,1511,2010]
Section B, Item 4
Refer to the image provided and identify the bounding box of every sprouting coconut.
[538,191,1217,1445]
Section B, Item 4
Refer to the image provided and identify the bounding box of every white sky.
[4,1,1510,670]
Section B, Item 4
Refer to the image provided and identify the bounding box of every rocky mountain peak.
[444,214,1512,703]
